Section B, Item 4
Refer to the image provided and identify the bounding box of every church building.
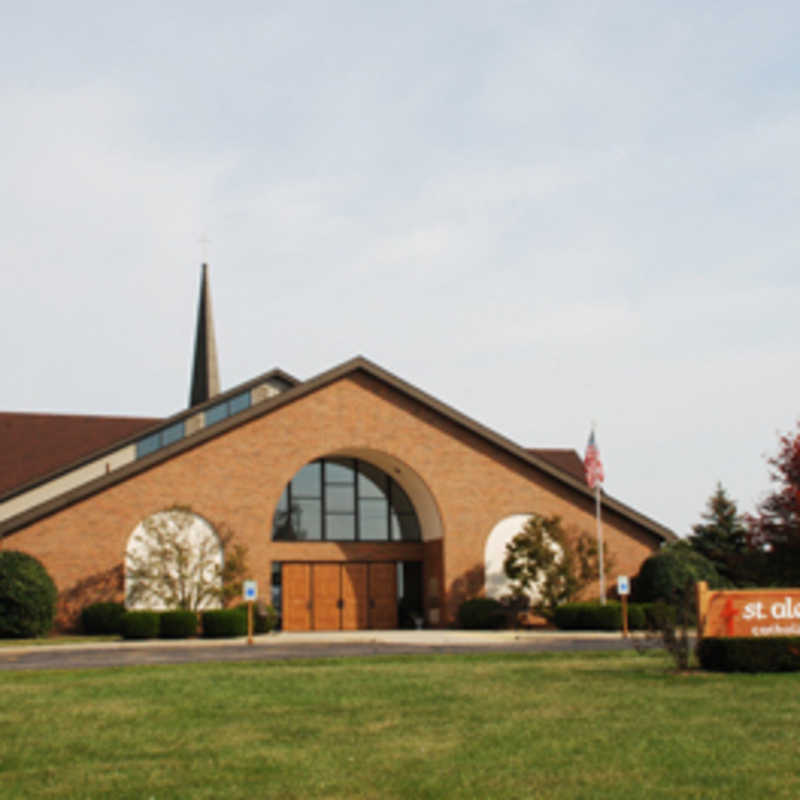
[0,266,675,630]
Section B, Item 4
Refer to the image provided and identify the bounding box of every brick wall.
[2,372,662,629]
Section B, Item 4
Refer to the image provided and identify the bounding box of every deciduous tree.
[503,514,606,617]
[125,507,248,611]
[749,423,800,585]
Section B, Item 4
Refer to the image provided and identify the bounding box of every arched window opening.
[125,508,224,611]
[272,458,421,542]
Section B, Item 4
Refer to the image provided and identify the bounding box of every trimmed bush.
[457,597,506,630]
[0,550,57,638]
[553,602,620,630]
[234,603,278,634]
[697,637,800,673]
[120,611,160,639]
[632,549,722,605]
[643,601,677,630]
[553,601,653,631]
[201,609,247,638]
[81,602,126,635]
[159,610,197,639]
[627,603,646,630]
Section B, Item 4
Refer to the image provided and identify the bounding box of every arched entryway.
[270,452,441,631]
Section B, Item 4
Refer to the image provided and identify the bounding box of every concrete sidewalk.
[0,628,629,655]
[0,629,647,671]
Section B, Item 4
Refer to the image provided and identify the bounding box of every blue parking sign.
[243,580,258,601]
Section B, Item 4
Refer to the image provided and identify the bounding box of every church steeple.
[189,263,220,407]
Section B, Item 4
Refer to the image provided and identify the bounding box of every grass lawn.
[0,650,797,799]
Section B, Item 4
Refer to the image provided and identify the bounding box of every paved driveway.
[0,630,649,671]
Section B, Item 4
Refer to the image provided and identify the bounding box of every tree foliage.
[125,507,248,612]
[688,483,751,585]
[0,550,57,638]
[631,542,723,605]
[503,514,605,617]
[748,423,800,585]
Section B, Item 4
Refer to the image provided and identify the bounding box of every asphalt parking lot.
[0,629,648,671]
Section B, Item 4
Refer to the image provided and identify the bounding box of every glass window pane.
[327,485,355,513]
[359,499,388,540]
[358,463,387,499]
[325,459,355,485]
[228,392,251,415]
[391,482,414,513]
[391,512,421,542]
[292,462,321,497]
[204,403,228,426]
[161,421,185,446]
[293,498,322,540]
[136,433,160,458]
[272,507,295,540]
[276,486,289,512]
[326,513,355,541]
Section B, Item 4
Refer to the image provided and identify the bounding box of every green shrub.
[643,601,677,629]
[632,548,721,605]
[553,601,653,631]
[201,609,247,638]
[697,637,800,672]
[627,603,646,630]
[120,611,160,639]
[457,597,506,630]
[81,602,126,635]
[159,610,197,639]
[0,550,57,638]
[553,602,620,630]
[234,603,278,634]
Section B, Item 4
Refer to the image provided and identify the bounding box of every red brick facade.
[1,370,665,630]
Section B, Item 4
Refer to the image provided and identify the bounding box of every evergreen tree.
[688,483,750,585]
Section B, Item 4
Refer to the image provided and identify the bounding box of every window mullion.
[320,460,326,541]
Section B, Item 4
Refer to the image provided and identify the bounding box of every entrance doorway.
[280,562,403,631]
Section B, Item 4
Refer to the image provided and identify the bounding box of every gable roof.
[0,412,161,496]
[0,356,676,543]
[528,449,587,485]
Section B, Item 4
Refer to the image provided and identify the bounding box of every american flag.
[584,430,605,489]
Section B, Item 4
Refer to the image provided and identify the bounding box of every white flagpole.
[595,483,605,605]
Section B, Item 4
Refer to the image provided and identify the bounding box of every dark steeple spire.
[189,263,220,407]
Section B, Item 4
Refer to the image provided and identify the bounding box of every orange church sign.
[697,581,800,638]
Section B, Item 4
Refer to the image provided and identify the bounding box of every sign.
[243,580,258,602]
[697,582,800,638]
[616,575,630,596]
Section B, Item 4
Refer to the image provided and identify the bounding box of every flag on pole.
[584,430,605,489]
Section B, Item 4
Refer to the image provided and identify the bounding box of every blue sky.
[2,2,799,537]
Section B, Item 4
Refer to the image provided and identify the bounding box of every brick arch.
[324,447,444,543]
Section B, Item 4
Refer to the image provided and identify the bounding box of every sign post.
[243,580,258,646]
[617,575,630,638]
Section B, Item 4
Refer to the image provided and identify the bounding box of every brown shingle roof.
[0,357,676,543]
[527,449,587,485]
[0,412,161,496]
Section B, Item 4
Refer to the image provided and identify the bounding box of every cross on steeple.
[189,263,221,407]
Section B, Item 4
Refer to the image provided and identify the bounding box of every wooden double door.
[282,562,397,631]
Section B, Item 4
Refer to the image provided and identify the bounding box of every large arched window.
[272,458,421,542]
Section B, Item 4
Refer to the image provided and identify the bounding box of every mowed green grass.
[1,651,797,799]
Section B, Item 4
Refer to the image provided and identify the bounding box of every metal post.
[596,485,605,605]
